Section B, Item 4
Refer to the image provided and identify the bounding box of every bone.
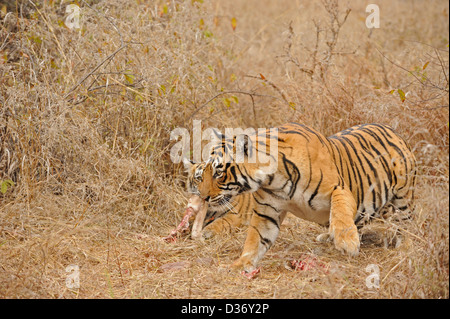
[190,196,207,239]
[163,195,206,243]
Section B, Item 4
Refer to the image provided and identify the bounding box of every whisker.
[223,197,238,215]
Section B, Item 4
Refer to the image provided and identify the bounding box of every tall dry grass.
[0,0,448,298]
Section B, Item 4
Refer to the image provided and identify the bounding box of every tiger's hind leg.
[372,176,416,248]
[386,158,416,223]
[377,196,413,248]
[389,195,415,222]
[360,195,414,249]
[318,186,360,256]
[359,209,403,249]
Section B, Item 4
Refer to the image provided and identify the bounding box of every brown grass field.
[0,0,448,299]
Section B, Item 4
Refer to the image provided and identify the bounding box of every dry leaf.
[231,17,237,31]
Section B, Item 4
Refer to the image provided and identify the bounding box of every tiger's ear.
[182,157,194,171]
[211,129,224,143]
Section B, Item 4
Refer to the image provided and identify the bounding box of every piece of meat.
[241,267,261,279]
[290,254,329,273]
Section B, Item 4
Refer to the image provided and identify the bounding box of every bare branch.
[188,90,286,121]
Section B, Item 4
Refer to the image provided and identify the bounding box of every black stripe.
[250,225,272,249]
[328,138,346,184]
[371,125,405,155]
[383,181,390,207]
[301,125,328,146]
[334,138,364,206]
[308,170,323,210]
[368,125,410,190]
[359,127,391,155]
[342,136,372,208]
[260,187,286,200]
[229,166,238,182]
[279,129,310,141]
[305,148,313,191]
[366,139,393,186]
[351,131,371,150]
[252,194,280,213]
[364,173,377,213]
[360,151,382,209]
[281,153,300,198]
[252,207,280,229]
[218,182,240,190]
[240,165,261,185]
[267,174,274,185]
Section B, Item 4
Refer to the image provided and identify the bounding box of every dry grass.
[0,0,448,299]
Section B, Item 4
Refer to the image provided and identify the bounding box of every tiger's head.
[183,133,274,209]
[182,159,232,227]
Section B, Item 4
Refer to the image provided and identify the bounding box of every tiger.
[183,122,416,274]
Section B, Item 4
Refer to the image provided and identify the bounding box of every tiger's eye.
[213,170,223,179]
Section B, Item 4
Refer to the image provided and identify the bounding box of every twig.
[107,76,151,99]
[311,19,322,79]
[244,74,294,109]
[81,0,124,45]
[63,44,127,99]
[187,90,284,121]
[29,0,73,81]
[381,256,407,285]
[434,48,449,88]
[321,0,351,74]
[376,46,449,93]
[64,0,128,99]
[0,30,10,51]
[281,21,315,79]
[396,39,450,52]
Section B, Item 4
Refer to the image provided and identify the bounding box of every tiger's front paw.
[229,258,260,279]
[230,257,256,273]
[330,221,360,256]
